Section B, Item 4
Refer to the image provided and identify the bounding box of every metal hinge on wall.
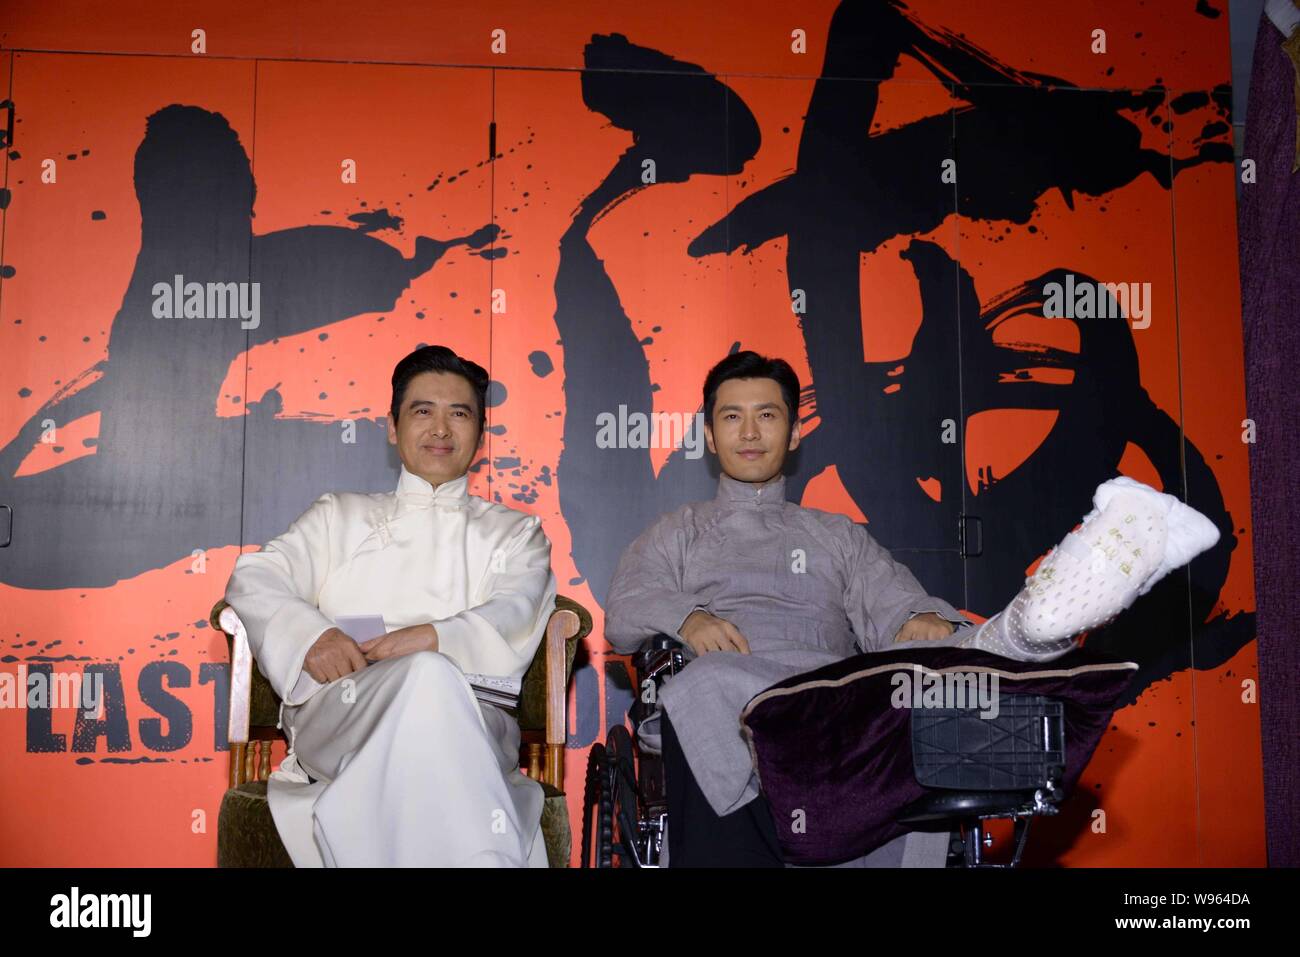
[958,513,982,558]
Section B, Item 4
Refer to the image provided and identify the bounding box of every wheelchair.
[581,635,1066,869]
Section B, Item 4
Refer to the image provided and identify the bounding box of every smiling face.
[704,376,801,484]
[386,370,483,487]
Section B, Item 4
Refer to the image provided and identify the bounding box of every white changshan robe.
[224,465,558,867]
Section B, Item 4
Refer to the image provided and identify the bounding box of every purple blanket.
[740,647,1137,865]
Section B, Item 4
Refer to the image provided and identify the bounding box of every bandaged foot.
[962,476,1221,661]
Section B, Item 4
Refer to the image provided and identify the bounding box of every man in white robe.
[224,345,557,867]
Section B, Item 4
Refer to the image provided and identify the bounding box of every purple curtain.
[1238,11,1300,868]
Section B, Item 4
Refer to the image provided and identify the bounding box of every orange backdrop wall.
[0,0,1262,866]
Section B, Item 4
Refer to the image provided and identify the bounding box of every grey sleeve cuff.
[672,601,709,639]
[889,599,975,643]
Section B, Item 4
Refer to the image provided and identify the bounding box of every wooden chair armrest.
[544,607,580,788]
[219,606,252,745]
[211,599,262,787]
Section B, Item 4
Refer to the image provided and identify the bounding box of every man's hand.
[303,627,369,683]
[893,612,956,643]
[679,610,750,656]
[358,624,438,663]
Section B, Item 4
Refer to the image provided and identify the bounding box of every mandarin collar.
[395,464,470,512]
[715,472,787,508]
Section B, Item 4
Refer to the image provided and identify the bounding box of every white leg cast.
[958,476,1221,661]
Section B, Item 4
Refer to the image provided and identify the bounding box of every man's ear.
[704,420,717,455]
[386,415,397,445]
[787,416,802,452]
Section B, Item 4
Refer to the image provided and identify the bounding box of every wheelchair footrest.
[897,789,1038,825]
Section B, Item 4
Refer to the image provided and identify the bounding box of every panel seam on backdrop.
[0,47,1196,92]
[724,78,730,411]
[0,53,14,334]
[950,90,968,608]
[1166,107,1203,869]
[489,68,496,503]
[240,59,259,555]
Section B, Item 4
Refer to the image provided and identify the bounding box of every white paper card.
[334,614,387,643]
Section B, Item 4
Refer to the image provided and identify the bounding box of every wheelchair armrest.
[633,635,686,679]
[637,634,685,655]
[631,636,689,728]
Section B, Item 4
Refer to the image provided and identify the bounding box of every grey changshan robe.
[605,472,1010,867]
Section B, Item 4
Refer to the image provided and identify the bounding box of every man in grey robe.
[604,351,1219,867]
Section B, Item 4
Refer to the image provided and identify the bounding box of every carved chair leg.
[526,743,543,781]
[231,743,247,787]
[545,743,563,791]
[258,740,273,782]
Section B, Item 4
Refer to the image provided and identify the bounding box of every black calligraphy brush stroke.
[348,207,404,233]
[558,1,1245,704]
[554,34,759,606]
[0,5,1249,709]
[0,105,496,587]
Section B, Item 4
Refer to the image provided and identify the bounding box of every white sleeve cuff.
[257,600,335,706]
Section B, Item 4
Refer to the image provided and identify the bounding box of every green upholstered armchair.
[210,595,591,867]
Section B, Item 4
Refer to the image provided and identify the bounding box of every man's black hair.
[390,344,489,435]
[702,351,801,425]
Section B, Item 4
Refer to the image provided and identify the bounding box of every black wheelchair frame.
[581,635,1067,869]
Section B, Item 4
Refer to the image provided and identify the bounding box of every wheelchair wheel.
[580,725,643,867]
[605,725,641,867]
[579,743,607,868]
